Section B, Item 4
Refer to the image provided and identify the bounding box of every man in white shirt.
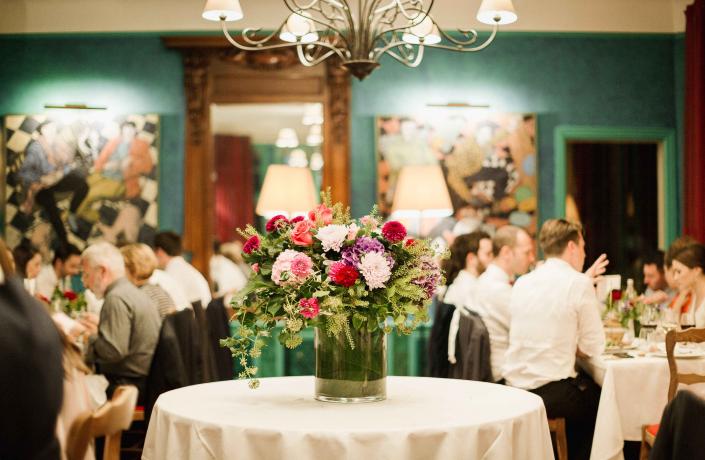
[471,225,535,382]
[35,243,82,300]
[210,242,247,298]
[503,219,605,460]
[154,231,212,308]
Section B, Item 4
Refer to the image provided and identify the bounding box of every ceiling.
[0,0,692,34]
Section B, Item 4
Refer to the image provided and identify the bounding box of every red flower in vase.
[63,290,78,301]
[610,290,622,302]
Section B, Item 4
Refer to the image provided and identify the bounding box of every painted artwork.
[3,113,159,256]
[376,112,537,233]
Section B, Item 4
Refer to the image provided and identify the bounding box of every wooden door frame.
[163,36,350,275]
[553,125,678,248]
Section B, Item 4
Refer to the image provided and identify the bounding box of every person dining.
[12,238,43,296]
[664,236,699,318]
[121,243,177,318]
[670,242,705,328]
[154,231,211,308]
[503,219,605,460]
[36,243,82,300]
[471,225,535,382]
[641,250,675,308]
[78,242,161,403]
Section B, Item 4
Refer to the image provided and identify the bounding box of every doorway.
[567,141,658,284]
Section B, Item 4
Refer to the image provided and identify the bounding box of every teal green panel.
[0,36,185,233]
[351,35,680,225]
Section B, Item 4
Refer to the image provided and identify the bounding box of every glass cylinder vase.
[314,326,387,403]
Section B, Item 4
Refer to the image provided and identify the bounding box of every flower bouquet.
[51,287,87,318]
[222,193,444,401]
[604,289,644,337]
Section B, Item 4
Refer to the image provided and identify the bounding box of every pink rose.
[308,204,333,226]
[360,215,378,230]
[251,263,259,273]
[290,254,314,278]
[291,220,314,246]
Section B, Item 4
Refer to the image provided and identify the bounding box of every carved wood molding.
[183,51,210,147]
[218,47,301,71]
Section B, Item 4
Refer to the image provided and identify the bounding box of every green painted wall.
[350,34,681,228]
[0,36,185,233]
[0,33,684,233]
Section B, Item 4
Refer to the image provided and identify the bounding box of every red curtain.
[685,0,705,241]
[214,135,254,243]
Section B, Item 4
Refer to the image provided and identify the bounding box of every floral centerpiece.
[50,287,87,317]
[604,289,644,336]
[222,193,444,401]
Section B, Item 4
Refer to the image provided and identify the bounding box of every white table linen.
[143,376,554,460]
[580,353,705,460]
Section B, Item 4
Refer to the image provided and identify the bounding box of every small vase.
[314,326,387,403]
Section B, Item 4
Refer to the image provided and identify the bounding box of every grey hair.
[82,242,126,278]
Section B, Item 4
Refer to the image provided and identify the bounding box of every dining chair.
[640,327,705,460]
[547,417,568,460]
[66,385,139,460]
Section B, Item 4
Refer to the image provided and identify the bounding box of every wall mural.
[376,112,537,234]
[2,113,159,256]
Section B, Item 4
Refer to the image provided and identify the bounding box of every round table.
[143,376,553,460]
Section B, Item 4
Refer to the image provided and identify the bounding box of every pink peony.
[308,204,333,226]
[290,254,314,278]
[381,221,407,243]
[299,298,320,319]
[291,220,314,246]
[329,261,359,287]
[243,235,260,254]
[266,215,288,232]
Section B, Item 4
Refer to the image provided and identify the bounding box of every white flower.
[358,252,392,289]
[315,224,349,252]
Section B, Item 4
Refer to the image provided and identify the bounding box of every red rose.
[382,221,407,243]
[63,290,78,301]
[610,289,622,301]
[308,204,333,226]
[329,261,359,287]
[290,220,314,246]
[243,235,261,254]
[266,215,288,232]
[290,215,305,224]
[404,238,416,247]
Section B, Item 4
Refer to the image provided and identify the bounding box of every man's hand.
[585,253,609,284]
[642,290,669,305]
[78,312,99,336]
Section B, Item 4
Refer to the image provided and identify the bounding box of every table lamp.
[256,164,318,219]
[391,164,453,236]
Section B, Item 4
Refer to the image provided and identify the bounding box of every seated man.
[471,225,534,382]
[79,242,161,402]
[35,243,82,300]
[503,219,605,460]
[154,231,212,308]
[642,250,675,308]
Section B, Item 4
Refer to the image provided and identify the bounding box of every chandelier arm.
[383,43,425,68]
[296,43,339,66]
[434,23,498,50]
[367,4,429,46]
[392,0,432,22]
[282,0,353,50]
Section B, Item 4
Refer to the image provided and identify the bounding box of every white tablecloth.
[143,376,553,460]
[580,354,705,460]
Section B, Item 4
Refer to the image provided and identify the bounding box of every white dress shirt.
[444,270,479,364]
[209,254,247,297]
[472,263,513,381]
[35,264,71,299]
[164,256,212,307]
[503,258,606,390]
[149,269,191,311]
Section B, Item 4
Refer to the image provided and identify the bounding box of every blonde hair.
[120,243,158,284]
[492,225,522,257]
[539,219,583,257]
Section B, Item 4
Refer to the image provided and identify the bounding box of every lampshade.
[256,165,318,217]
[391,165,453,218]
[302,103,324,126]
[275,128,299,148]
[476,0,517,25]
[402,16,442,45]
[306,125,323,146]
[287,148,309,168]
[202,0,243,22]
[280,13,319,43]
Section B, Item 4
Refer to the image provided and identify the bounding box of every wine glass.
[661,308,679,333]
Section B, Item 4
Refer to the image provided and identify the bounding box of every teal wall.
[351,33,681,227]
[0,35,185,233]
[0,33,684,232]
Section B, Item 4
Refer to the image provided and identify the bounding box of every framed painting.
[2,113,159,256]
[376,112,537,234]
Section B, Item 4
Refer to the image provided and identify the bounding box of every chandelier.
[202,0,517,80]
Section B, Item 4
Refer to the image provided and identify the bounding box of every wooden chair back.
[666,328,705,401]
[66,385,139,460]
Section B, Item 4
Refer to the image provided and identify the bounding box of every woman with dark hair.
[671,243,705,328]
[12,239,42,295]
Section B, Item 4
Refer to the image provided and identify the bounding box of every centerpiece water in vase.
[221,192,444,401]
